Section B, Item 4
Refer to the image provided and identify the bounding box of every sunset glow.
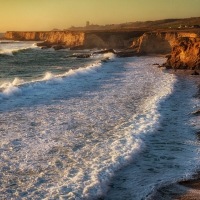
[1,0,200,32]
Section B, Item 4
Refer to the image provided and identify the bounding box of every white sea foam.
[0,50,14,56]
[103,74,200,200]
[0,56,184,200]
[0,41,40,56]
[0,60,103,98]
[0,83,22,98]
[12,77,25,85]
[42,72,55,80]
[0,40,20,43]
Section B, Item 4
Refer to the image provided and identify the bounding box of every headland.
[2,17,200,200]
[4,28,200,71]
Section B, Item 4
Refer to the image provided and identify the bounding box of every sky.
[0,0,200,32]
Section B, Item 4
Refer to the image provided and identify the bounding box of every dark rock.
[165,54,171,59]
[37,41,52,48]
[192,109,200,115]
[116,51,136,57]
[93,49,116,54]
[70,45,85,50]
[196,131,200,140]
[163,65,172,69]
[37,41,67,50]
[40,46,51,49]
[76,54,91,58]
[66,55,77,58]
[52,45,66,50]
[66,54,91,58]
[191,71,200,75]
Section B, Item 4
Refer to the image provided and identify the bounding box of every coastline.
[150,76,200,200]
[1,28,200,199]
[100,68,200,200]
[151,176,200,200]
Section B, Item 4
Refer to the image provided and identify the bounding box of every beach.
[149,74,200,200]
[0,40,200,199]
[100,71,200,200]
[151,178,200,199]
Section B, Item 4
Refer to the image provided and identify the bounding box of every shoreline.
[150,78,200,200]
[100,69,200,200]
[1,39,200,199]
[150,175,200,200]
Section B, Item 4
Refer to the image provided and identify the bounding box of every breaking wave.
[0,42,40,56]
[0,59,107,100]
[0,56,180,200]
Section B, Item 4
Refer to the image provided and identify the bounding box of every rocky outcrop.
[164,37,200,70]
[130,31,200,55]
[5,31,85,48]
[136,32,174,54]
[5,30,200,70]
[115,31,200,57]
[5,30,146,49]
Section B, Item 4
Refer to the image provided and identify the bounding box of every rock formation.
[164,37,200,70]
[5,30,146,49]
[130,31,199,55]
[5,31,85,48]
[116,31,200,58]
[4,29,200,70]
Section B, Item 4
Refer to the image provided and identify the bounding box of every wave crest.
[0,83,22,98]
[0,43,40,56]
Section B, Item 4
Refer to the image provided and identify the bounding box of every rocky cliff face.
[131,31,199,55]
[5,30,200,70]
[5,30,146,49]
[5,31,85,47]
[164,37,200,70]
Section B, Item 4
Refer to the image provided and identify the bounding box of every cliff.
[131,31,200,55]
[116,30,200,58]
[5,30,146,49]
[5,31,85,47]
[164,37,200,70]
[5,30,200,71]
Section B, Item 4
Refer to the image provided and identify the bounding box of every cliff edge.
[164,37,200,70]
[5,29,200,70]
[130,31,199,55]
[4,30,146,49]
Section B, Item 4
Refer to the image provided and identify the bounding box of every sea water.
[0,41,200,200]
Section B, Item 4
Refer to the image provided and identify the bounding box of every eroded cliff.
[5,30,146,49]
[131,31,200,55]
[5,30,200,70]
[164,37,200,70]
[5,31,85,47]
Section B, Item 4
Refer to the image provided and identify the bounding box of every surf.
[0,56,178,200]
[0,41,40,56]
[0,52,115,100]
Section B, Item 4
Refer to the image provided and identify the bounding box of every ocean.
[0,40,200,200]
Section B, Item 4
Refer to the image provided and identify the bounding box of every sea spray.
[0,52,181,199]
[1,40,199,200]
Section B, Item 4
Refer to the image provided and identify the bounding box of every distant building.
[86,21,90,27]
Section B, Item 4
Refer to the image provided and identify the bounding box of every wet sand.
[151,178,200,200]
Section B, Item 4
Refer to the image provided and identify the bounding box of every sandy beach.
[151,178,200,199]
